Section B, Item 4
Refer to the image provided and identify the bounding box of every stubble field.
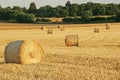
[0,22,120,80]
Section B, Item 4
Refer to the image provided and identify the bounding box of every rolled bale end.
[106,23,110,29]
[94,28,99,33]
[65,34,78,46]
[4,40,44,64]
[60,27,65,31]
[41,26,46,30]
[47,28,53,34]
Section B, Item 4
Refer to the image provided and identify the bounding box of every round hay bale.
[60,27,65,31]
[94,28,99,33]
[58,25,61,29]
[65,34,78,46]
[41,26,46,30]
[47,29,53,34]
[4,40,44,64]
[106,23,110,29]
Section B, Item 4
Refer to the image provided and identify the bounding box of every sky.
[0,0,120,8]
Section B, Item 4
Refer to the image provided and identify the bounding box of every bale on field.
[47,28,53,34]
[4,40,44,64]
[41,26,46,30]
[106,23,110,29]
[65,34,78,46]
[60,27,65,31]
[57,25,61,29]
[94,28,99,33]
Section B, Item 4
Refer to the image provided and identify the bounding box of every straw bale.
[47,29,53,34]
[41,26,46,30]
[94,28,99,33]
[4,40,44,64]
[60,27,65,31]
[65,34,78,46]
[106,23,110,29]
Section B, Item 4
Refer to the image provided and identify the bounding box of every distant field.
[0,22,120,29]
[37,15,113,23]
[47,17,63,22]
[0,22,120,80]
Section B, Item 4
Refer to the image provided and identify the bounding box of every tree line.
[22,1,120,17]
[0,1,120,23]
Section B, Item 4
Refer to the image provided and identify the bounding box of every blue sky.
[0,0,120,8]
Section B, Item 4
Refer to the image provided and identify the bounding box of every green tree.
[0,8,22,20]
[115,12,120,21]
[22,7,27,13]
[13,6,23,12]
[54,6,68,17]
[65,1,71,7]
[85,2,95,11]
[81,10,93,22]
[0,8,12,20]
[66,1,79,17]
[28,2,37,14]
[65,1,71,16]
[118,4,120,12]
[8,10,22,20]
[77,3,86,16]
[52,8,60,17]
[105,3,118,15]
[5,7,12,11]
[37,5,53,17]
[16,13,35,23]
[93,4,106,16]
[69,3,79,17]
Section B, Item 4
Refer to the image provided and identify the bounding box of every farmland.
[0,23,120,80]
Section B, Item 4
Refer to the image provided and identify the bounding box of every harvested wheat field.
[0,22,120,80]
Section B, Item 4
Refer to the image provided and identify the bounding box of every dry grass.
[0,23,120,80]
[106,23,110,30]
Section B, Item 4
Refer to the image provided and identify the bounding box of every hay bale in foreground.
[106,23,110,29]
[94,28,99,33]
[65,34,78,46]
[4,40,44,64]
[41,26,46,30]
[47,29,53,34]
